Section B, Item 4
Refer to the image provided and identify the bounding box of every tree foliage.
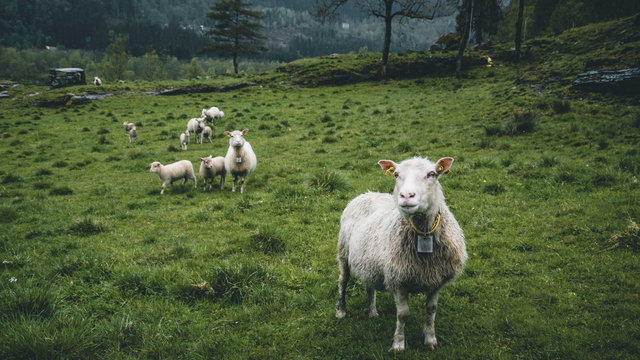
[314,0,451,79]
[456,0,502,45]
[202,0,267,74]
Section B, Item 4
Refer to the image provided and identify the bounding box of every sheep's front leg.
[392,288,409,351]
[239,176,247,193]
[365,286,378,317]
[231,175,238,192]
[335,257,349,319]
[424,291,439,350]
[219,174,226,190]
[161,180,171,195]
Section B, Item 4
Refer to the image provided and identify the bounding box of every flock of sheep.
[123,106,257,195]
[124,104,467,352]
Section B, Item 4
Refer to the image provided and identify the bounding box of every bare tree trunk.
[456,0,473,75]
[380,0,394,80]
[515,0,525,59]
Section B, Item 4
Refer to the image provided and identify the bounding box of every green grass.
[1,18,639,359]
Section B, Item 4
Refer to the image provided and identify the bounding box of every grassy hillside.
[1,17,639,360]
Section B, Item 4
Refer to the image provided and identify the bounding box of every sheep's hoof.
[366,309,379,317]
[336,309,346,319]
[390,342,405,352]
[425,338,438,350]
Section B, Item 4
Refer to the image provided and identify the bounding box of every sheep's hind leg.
[391,288,409,351]
[365,286,378,317]
[335,257,349,319]
[423,290,439,350]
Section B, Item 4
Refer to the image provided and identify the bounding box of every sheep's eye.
[426,171,437,178]
[393,171,399,178]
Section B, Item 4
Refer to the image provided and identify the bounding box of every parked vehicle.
[49,68,85,87]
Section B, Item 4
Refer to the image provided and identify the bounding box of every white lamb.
[93,76,102,86]
[200,125,212,144]
[201,107,224,122]
[224,129,257,193]
[123,121,135,133]
[128,126,137,142]
[199,155,226,191]
[180,130,189,151]
[187,117,205,136]
[336,156,467,351]
[149,160,197,195]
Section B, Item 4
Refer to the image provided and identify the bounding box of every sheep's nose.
[400,192,416,199]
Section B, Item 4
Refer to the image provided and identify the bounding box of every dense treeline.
[1,0,639,82]
[0,46,280,84]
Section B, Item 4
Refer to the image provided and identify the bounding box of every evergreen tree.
[202,0,267,74]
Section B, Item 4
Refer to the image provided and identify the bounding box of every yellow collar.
[408,213,441,235]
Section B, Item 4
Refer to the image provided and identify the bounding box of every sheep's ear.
[224,131,232,137]
[241,129,248,135]
[378,160,397,176]
[435,157,454,175]
[200,157,206,161]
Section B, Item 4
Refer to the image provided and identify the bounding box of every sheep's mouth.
[399,204,419,212]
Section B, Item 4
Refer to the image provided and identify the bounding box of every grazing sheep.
[93,76,102,86]
[128,126,137,142]
[336,156,467,352]
[180,130,190,150]
[123,121,135,134]
[224,129,257,193]
[199,155,226,191]
[149,160,197,195]
[200,125,213,143]
[187,117,205,136]
[201,107,224,122]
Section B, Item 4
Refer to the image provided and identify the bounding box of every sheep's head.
[225,129,248,148]
[200,156,214,169]
[378,157,453,215]
[149,161,162,173]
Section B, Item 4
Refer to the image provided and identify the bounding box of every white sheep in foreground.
[201,107,224,122]
[149,160,196,195]
[128,126,137,142]
[123,121,135,134]
[180,130,190,150]
[199,125,212,143]
[199,155,226,191]
[336,156,467,352]
[93,76,102,86]
[187,117,205,136]
[224,129,257,193]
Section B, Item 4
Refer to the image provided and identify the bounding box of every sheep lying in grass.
[128,126,137,142]
[180,130,189,150]
[224,129,257,193]
[202,107,224,122]
[199,155,226,191]
[200,125,212,143]
[336,156,467,351]
[123,121,135,133]
[149,160,196,195]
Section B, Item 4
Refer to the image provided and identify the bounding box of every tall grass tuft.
[67,218,106,236]
[49,186,74,196]
[209,262,272,304]
[250,227,286,254]
[606,220,639,252]
[0,284,58,319]
[307,169,352,192]
[503,109,539,135]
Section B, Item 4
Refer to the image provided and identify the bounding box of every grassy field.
[1,19,640,360]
